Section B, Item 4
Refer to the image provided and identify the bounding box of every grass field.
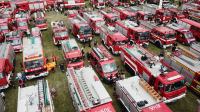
[4,7,199,112]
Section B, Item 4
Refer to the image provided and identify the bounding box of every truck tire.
[155,41,163,48]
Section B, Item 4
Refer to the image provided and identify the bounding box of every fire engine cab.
[23,37,48,80]
[116,76,172,112]
[66,67,116,112]
[89,45,118,83]
[51,21,69,45]
[100,9,120,26]
[32,10,47,30]
[17,79,54,112]
[14,18,29,33]
[120,45,187,103]
[0,43,15,90]
[100,25,128,55]
[141,21,176,48]
[61,39,84,68]
[115,20,150,46]
[60,0,85,9]
[163,46,200,95]
[113,7,137,20]
[90,0,105,9]
[5,30,23,52]
[83,11,105,34]
[166,22,196,45]
[69,15,93,42]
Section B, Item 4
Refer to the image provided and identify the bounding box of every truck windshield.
[80,26,92,35]
[24,59,44,69]
[184,32,193,38]
[165,80,185,93]
[102,62,117,73]
[138,32,149,40]
[55,31,68,37]
[18,22,27,27]
[165,33,175,39]
[36,19,46,25]
[0,25,8,31]
[6,39,22,46]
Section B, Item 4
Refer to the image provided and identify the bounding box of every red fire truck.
[115,20,150,46]
[5,30,23,52]
[32,11,47,30]
[100,25,128,55]
[120,45,187,103]
[22,37,48,80]
[51,21,69,45]
[0,19,9,42]
[178,19,200,41]
[31,27,42,38]
[113,7,137,20]
[65,10,78,18]
[166,22,196,45]
[28,0,47,13]
[61,0,85,9]
[0,0,11,8]
[89,45,118,83]
[100,9,120,26]
[141,21,176,48]
[90,0,105,9]
[163,46,200,95]
[116,76,173,112]
[14,18,29,33]
[69,15,93,42]
[83,11,105,34]
[61,39,84,68]
[12,0,29,11]
[66,67,116,112]
[14,9,31,21]
[0,43,15,90]
[168,8,186,20]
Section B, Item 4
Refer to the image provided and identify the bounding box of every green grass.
[4,10,199,112]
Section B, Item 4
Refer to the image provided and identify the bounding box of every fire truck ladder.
[77,15,87,23]
[70,69,89,109]
[38,80,45,109]
[178,46,199,59]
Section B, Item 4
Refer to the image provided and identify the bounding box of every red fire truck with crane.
[115,20,150,46]
[120,45,187,103]
[100,9,120,26]
[17,79,54,112]
[61,39,84,68]
[163,46,200,95]
[116,76,173,112]
[141,21,176,48]
[51,21,69,45]
[100,25,128,55]
[90,0,106,9]
[32,10,47,30]
[89,45,118,83]
[5,30,23,52]
[0,43,15,90]
[82,11,105,34]
[113,7,137,20]
[178,18,200,41]
[69,15,93,42]
[66,67,116,112]
[166,22,196,45]
[22,36,48,80]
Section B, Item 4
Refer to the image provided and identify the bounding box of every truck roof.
[180,18,200,28]
[167,23,189,32]
[116,76,167,110]
[17,80,54,112]
[153,26,175,34]
[100,10,119,18]
[91,45,113,62]
[67,67,114,111]
[23,37,43,61]
[84,12,104,21]
[51,21,67,32]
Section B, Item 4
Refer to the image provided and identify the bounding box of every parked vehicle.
[166,22,196,45]
[32,10,47,30]
[69,15,93,42]
[115,20,150,46]
[61,39,84,68]
[0,19,9,42]
[90,0,106,9]
[22,36,48,80]
[141,21,176,48]
[83,11,105,34]
[65,10,78,18]
[163,46,200,95]
[113,7,137,20]
[61,0,85,9]
[51,21,69,45]
[190,43,200,56]
[14,18,29,33]
[168,8,186,20]
[0,43,15,90]
[100,25,128,55]
[100,9,120,26]
[116,76,173,112]
[89,45,118,83]
[5,30,23,52]
[120,45,187,103]
[66,67,116,112]
[31,27,42,38]
[17,79,54,112]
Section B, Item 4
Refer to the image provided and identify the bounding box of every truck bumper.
[163,44,172,49]
[26,71,49,80]
[164,93,186,103]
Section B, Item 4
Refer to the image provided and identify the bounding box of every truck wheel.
[155,41,163,48]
